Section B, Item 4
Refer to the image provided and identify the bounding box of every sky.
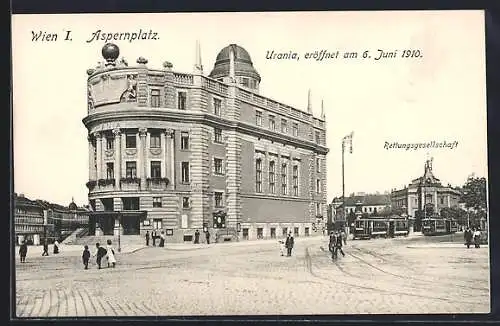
[12,11,488,206]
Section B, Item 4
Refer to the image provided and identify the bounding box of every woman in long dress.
[106,239,116,268]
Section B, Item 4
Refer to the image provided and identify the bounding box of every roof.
[332,194,391,207]
[209,44,261,81]
[13,194,42,209]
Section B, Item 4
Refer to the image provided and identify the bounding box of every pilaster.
[163,62,175,109]
[95,132,102,180]
[136,58,148,107]
[113,129,121,189]
[190,125,210,229]
[226,129,242,228]
[139,127,148,189]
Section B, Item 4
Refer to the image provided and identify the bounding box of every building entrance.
[121,215,141,235]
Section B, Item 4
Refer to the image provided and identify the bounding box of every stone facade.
[83,43,329,242]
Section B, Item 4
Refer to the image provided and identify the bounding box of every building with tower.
[390,158,461,224]
[84,42,328,242]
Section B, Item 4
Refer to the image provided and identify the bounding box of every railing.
[173,72,194,85]
[202,77,228,95]
[147,177,169,190]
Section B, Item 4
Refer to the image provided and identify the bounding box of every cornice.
[83,110,329,154]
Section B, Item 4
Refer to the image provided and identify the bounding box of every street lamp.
[118,213,122,253]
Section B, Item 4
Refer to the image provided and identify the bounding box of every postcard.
[11,10,489,317]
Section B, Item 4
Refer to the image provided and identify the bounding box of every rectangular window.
[151,89,161,108]
[213,98,222,116]
[214,192,223,207]
[126,161,137,178]
[316,158,321,173]
[153,218,162,230]
[281,163,287,195]
[123,197,139,210]
[106,162,114,179]
[181,162,190,183]
[126,134,136,149]
[178,91,187,110]
[153,197,162,208]
[214,158,224,175]
[242,78,250,87]
[181,132,189,150]
[316,179,321,194]
[257,228,263,239]
[242,228,249,240]
[440,197,444,205]
[182,197,190,209]
[292,123,298,137]
[270,227,276,239]
[106,137,114,150]
[256,158,262,193]
[214,128,223,143]
[269,161,275,194]
[294,227,299,236]
[150,132,161,148]
[305,227,310,236]
[293,165,299,196]
[150,161,161,178]
[269,115,276,130]
[315,131,321,144]
[282,227,288,237]
[316,202,321,216]
[256,111,262,126]
[281,119,288,133]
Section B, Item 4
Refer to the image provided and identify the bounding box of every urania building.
[84,42,329,243]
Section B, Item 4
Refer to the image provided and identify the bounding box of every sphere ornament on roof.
[209,43,261,82]
[101,43,120,65]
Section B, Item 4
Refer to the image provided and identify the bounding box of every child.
[82,245,90,270]
[106,239,116,268]
[94,243,107,269]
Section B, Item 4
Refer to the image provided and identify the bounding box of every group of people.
[145,230,167,247]
[82,240,117,270]
[329,229,347,260]
[18,239,61,263]
[463,227,483,249]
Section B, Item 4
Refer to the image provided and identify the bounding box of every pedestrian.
[278,239,285,256]
[82,245,91,270]
[53,240,60,254]
[285,232,294,257]
[473,229,482,248]
[145,231,150,246]
[93,243,107,269]
[194,230,200,244]
[19,240,28,263]
[335,231,346,258]
[106,239,117,268]
[152,230,157,247]
[205,230,211,244]
[42,238,49,256]
[159,231,165,247]
[329,231,337,260]
[464,227,473,249]
[341,229,347,245]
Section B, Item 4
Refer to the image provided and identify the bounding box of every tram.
[421,218,458,236]
[352,217,409,240]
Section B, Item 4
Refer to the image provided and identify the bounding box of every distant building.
[330,193,391,227]
[13,193,90,245]
[390,158,461,218]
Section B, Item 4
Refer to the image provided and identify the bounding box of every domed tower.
[209,44,261,92]
[68,197,78,211]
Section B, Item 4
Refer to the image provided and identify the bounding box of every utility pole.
[341,132,353,232]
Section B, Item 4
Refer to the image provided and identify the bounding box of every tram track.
[304,245,486,305]
[348,245,489,292]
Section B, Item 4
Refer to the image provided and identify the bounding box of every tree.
[440,207,468,225]
[461,176,487,211]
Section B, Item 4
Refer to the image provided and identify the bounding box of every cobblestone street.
[14,234,490,316]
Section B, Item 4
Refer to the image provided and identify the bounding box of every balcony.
[147,177,169,190]
[120,177,141,191]
[86,180,97,191]
[97,178,116,191]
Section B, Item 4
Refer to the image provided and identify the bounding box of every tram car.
[352,217,409,240]
[421,218,458,236]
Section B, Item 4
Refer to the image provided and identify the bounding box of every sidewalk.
[407,242,489,249]
[17,244,147,258]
